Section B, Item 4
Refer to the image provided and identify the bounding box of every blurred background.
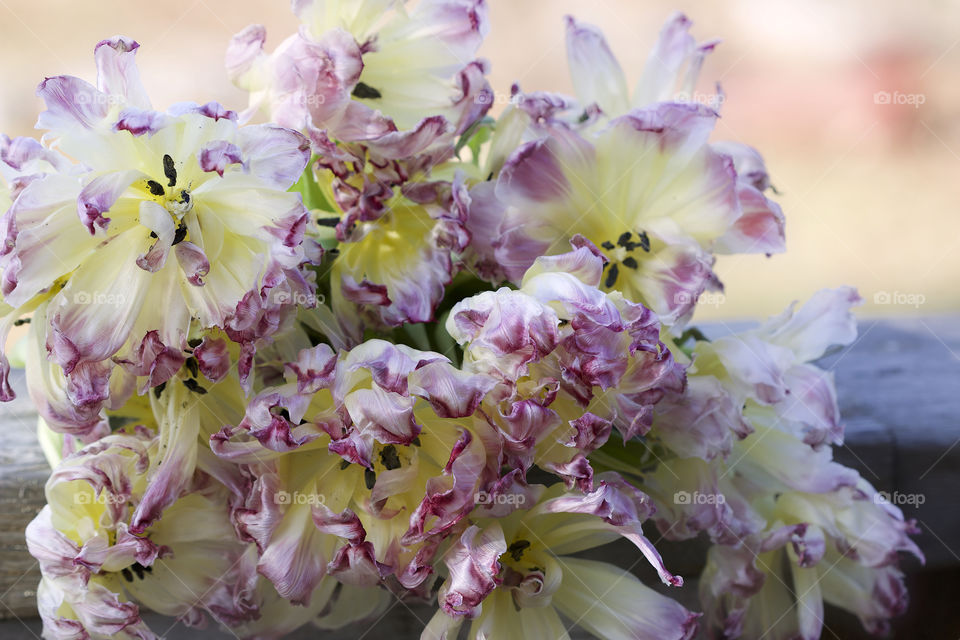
[0,0,957,321]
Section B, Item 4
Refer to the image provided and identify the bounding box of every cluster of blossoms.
[3,3,918,639]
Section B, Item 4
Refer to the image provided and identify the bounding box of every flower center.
[144,154,193,220]
[362,441,418,490]
[599,230,650,288]
[119,561,153,583]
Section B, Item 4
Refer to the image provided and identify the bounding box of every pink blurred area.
[0,0,956,320]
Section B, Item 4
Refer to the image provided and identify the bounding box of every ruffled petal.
[94,36,151,109]
[565,16,630,115]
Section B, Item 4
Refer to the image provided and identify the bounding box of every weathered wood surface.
[0,316,958,638]
[0,369,48,627]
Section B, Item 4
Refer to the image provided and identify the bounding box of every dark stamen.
[604,263,619,288]
[153,381,166,399]
[121,568,134,583]
[162,154,177,187]
[411,436,422,447]
[180,190,190,204]
[622,256,638,270]
[364,467,377,490]
[339,460,351,471]
[185,357,199,379]
[507,539,530,562]
[636,231,651,252]
[172,223,188,246]
[352,82,382,100]
[617,231,633,248]
[13,318,29,326]
[380,445,401,471]
[316,216,340,228]
[182,378,208,394]
[146,180,165,197]
[131,564,145,580]
[600,240,615,250]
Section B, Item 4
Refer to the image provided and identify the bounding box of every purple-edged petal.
[565,16,629,115]
[408,360,496,418]
[326,541,387,587]
[760,287,862,362]
[633,12,715,106]
[537,474,683,587]
[136,200,175,272]
[716,183,785,255]
[440,524,506,618]
[285,344,338,394]
[94,36,151,109]
[340,274,391,306]
[114,107,170,136]
[446,289,560,381]
[174,241,210,286]
[226,24,267,90]
[193,336,231,383]
[364,116,449,161]
[235,124,310,190]
[199,140,243,177]
[114,330,185,393]
[653,375,751,460]
[36,75,110,132]
[258,503,331,606]
[77,170,142,234]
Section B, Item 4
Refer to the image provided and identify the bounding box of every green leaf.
[290,157,334,212]
[455,116,495,164]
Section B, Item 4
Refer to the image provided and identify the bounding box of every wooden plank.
[0,370,48,624]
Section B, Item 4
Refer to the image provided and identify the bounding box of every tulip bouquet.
[4,2,919,639]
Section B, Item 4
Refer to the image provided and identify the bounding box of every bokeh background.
[0,0,956,321]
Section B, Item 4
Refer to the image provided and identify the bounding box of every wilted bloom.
[693,287,862,449]
[424,479,698,640]
[213,339,499,604]
[461,14,784,326]
[7,4,916,639]
[27,429,265,637]
[0,135,72,401]
[631,288,921,638]
[641,288,866,541]
[699,482,921,640]
[327,175,471,332]
[227,0,491,144]
[448,245,684,489]
[0,37,311,420]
